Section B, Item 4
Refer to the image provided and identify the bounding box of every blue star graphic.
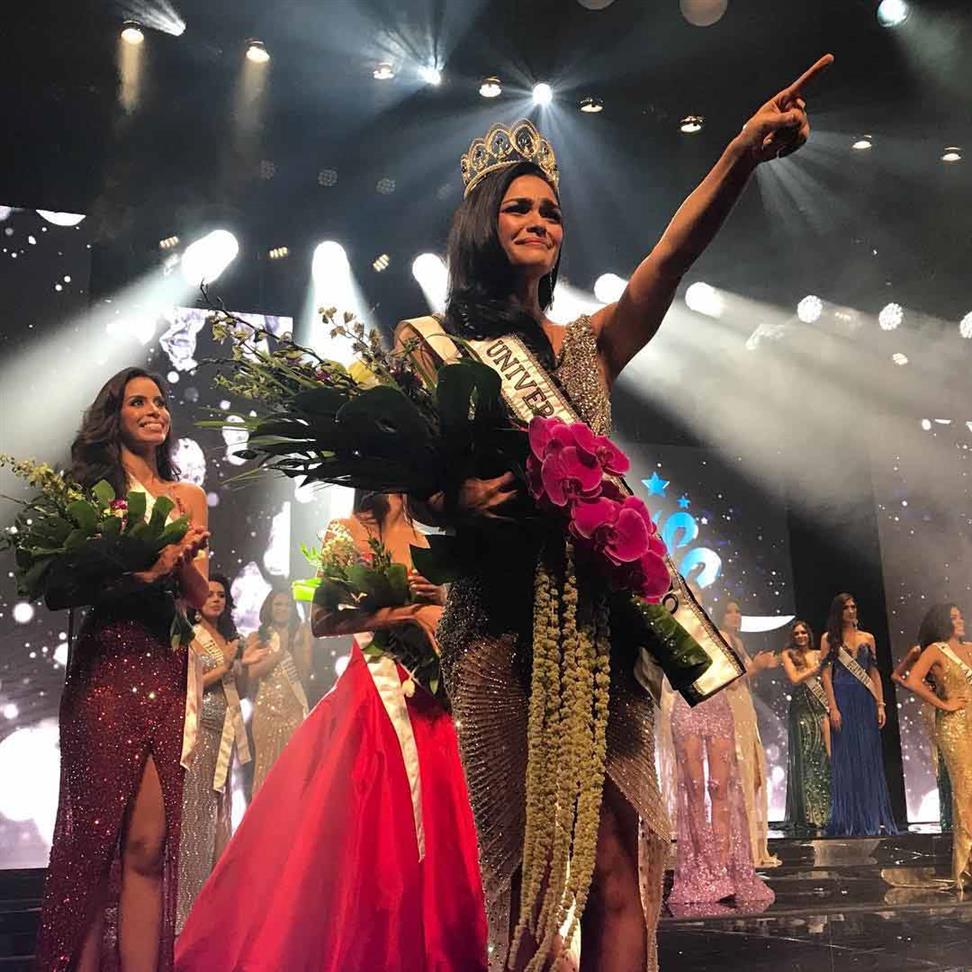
[643,471,670,497]
[678,495,691,509]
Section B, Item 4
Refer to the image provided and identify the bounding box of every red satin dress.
[175,640,489,972]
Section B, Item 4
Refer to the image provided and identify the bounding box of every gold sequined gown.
[250,631,309,794]
[176,632,234,932]
[934,648,972,888]
[437,316,670,970]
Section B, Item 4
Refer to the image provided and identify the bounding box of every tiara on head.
[460,119,559,197]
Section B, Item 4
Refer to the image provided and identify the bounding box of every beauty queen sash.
[397,316,745,704]
[805,674,830,711]
[939,643,972,689]
[837,643,880,700]
[269,629,310,718]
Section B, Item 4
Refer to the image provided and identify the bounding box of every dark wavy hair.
[257,586,301,643]
[918,603,959,650]
[352,490,412,529]
[190,572,239,641]
[444,161,562,370]
[785,619,816,660]
[824,592,856,655]
[70,367,178,496]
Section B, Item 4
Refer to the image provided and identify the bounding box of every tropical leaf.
[125,490,146,530]
[91,480,116,508]
[66,499,99,535]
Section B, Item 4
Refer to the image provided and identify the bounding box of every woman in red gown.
[175,492,488,972]
[34,367,210,972]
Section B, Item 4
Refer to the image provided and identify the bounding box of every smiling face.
[792,623,811,649]
[119,376,170,453]
[497,174,563,281]
[270,592,293,625]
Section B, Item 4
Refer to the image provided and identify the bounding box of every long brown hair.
[785,619,816,668]
[256,587,301,643]
[824,592,856,655]
[70,366,178,496]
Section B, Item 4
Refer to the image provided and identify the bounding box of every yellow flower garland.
[510,538,612,971]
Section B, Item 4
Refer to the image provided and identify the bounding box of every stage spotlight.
[680,0,728,27]
[419,64,442,86]
[412,253,448,313]
[312,241,350,285]
[159,236,179,250]
[181,230,240,286]
[268,246,289,260]
[373,62,395,81]
[891,352,909,366]
[878,302,904,331]
[680,115,704,133]
[479,76,502,98]
[376,177,396,194]
[877,0,910,27]
[318,168,338,187]
[532,83,553,106]
[684,281,724,318]
[579,96,604,113]
[373,254,390,272]
[245,39,270,63]
[12,601,35,624]
[942,146,962,163]
[121,21,145,45]
[852,136,873,150]
[797,295,823,323]
[593,273,627,304]
[959,312,972,339]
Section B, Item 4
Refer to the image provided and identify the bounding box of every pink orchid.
[571,424,631,475]
[525,453,545,501]
[528,417,563,459]
[540,446,602,506]
[571,496,650,564]
[613,549,671,602]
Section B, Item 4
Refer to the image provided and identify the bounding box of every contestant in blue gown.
[821,593,898,836]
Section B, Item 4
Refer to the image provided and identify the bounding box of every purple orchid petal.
[540,452,569,506]
[528,416,559,459]
[570,496,619,539]
[639,551,672,601]
[605,507,650,563]
[526,454,545,501]
[594,435,630,474]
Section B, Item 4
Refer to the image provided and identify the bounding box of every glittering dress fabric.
[176,642,488,971]
[176,638,231,933]
[826,644,898,836]
[934,650,972,887]
[437,316,669,970]
[784,683,831,832]
[34,591,187,972]
[725,665,780,867]
[250,640,308,794]
[668,692,774,909]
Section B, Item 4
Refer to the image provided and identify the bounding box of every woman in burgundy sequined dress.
[34,367,210,972]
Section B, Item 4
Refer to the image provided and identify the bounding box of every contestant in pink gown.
[176,497,488,972]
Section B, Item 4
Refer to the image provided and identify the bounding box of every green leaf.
[336,386,432,454]
[436,360,503,431]
[156,516,189,547]
[101,515,122,536]
[66,499,99,534]
[91,480,116,508]
[64,529,88,551]
[291,578,321,603]
[291,387,349,416]
[19,558,52,599]
[146,494,175,533]
[125,490,146,530]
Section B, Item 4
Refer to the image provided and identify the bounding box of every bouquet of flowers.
[0,455,191,624]
[203,306,527,499]
[292,524,442,696]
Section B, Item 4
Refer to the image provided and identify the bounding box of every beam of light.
[877,0,910,28]
[593,272,627,304]
[797,295,823,324]
[234,46,270,152]
[180,229,239,286]
[532,83,553,106]
[548,282,602,326]
[118,30,145,113]
[118,2,186,36]
[373,62,395,80]
[419,64,442,86]
[411,252,448,314]
[302,241,374,364]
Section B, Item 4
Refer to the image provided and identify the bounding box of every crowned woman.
[397,54,832,972]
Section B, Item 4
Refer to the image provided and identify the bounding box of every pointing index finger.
[786,53,834,97]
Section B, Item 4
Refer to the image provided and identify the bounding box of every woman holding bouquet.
[397,55,833,971]
[35,367,209,972]
[175,491,488,972]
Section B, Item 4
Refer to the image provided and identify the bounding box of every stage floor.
[659,832,972,971]
[2,834,969,970]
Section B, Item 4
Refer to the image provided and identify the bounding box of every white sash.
[269,629,310,718]
[805,674,829,711]
[398,316,745,703]
[837,643,879,700]
[193,625,252,790]
[939,643,972,688]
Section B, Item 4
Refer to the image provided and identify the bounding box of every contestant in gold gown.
[902,604,971,888]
